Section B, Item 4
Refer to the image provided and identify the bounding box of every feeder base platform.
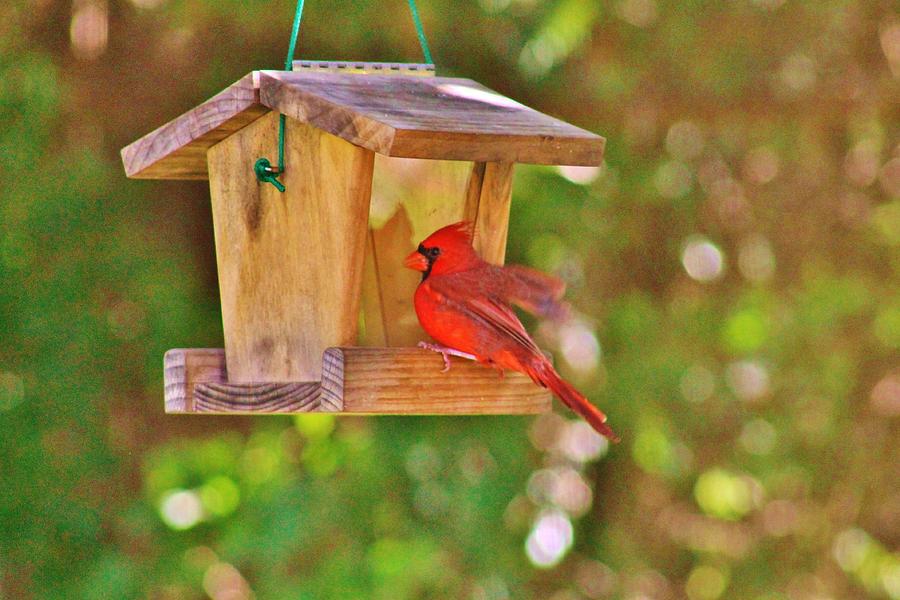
[164,348,552,415]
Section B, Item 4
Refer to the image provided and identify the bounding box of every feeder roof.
[122,70,605,180]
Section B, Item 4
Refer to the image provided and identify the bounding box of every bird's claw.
[417,341,475,372]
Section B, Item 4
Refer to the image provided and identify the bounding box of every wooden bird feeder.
[121,61,605,415]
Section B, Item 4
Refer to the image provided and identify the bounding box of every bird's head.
[404,221,480,280]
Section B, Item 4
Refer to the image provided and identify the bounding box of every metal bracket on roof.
[291,60,436,77]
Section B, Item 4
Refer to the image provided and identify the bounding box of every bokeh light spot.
[557,420,608,463]
[682,237,725,282]
[293,413,335,439]
[722,310,769,354]
[559,322,600,374]
[880,21,900,74]
[870,372,900,416]
[70,0,108,61]
[632,425,674,474]
[833,528,873,572]
[556,469,593,515]
[615,0,658,28]
[557,165,601,185]
[743,146,780,184]
[685,565,729,600]
[779,53,817,92]
[694,469,753,521]
[199,476,240,517]
[525,510,574,568]
[844,140,881,187]
[726,360,771,402]
[203,562,253,600]
[159,489,204,530]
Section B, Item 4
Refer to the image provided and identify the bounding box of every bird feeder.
[121,61,605,415]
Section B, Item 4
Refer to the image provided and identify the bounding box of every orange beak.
[404,249,428,271]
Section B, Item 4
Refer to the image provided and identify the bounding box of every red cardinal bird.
[404,222,619,442]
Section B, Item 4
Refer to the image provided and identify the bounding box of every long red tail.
[528,359,620,443]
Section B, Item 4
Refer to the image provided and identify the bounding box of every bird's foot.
[417,342,476,373]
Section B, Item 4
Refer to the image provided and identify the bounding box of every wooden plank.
[164,349,328,414]
[321,347,550,414]
[258,71,605,165]
[471,162,514,265]
[164,348,551,415]
[121,70,604,182]
[121,73,267,179]
[359,230,389,346]
[207,112,374,382]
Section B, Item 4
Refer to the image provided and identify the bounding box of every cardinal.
[404,222,619,443]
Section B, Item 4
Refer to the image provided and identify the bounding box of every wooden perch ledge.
[165,348,551,415]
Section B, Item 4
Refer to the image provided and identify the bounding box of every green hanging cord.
[256,0,305,192]
[407,0,433,64]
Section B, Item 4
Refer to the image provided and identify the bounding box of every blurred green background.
[2,0,899,598]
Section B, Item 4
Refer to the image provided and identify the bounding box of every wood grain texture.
[121,73,267,180]
[122,69,604,181]
[163,349,328,414]
[258,71,605,165]
[471,162,514,265]
[165,347,550,414]
[321,347,551,414]
[207,112,374,382]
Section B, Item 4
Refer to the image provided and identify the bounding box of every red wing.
[429,274,543,356]
[462,296,543,355]
[497,264,570,321]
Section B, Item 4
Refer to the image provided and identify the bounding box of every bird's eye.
[429,247,441,258]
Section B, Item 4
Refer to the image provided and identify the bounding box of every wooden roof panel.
[121,70,605,180]
[121,74,267,179]
[259,71,604,165]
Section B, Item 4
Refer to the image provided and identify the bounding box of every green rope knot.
[253,0,432,193]
[254,158,286,193]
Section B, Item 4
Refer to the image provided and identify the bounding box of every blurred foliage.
[1,0,899,599]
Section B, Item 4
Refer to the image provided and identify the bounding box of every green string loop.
[407,0,433,64]
[254,158,286,193]
[255,0,434,192]
[255,0,305,192]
